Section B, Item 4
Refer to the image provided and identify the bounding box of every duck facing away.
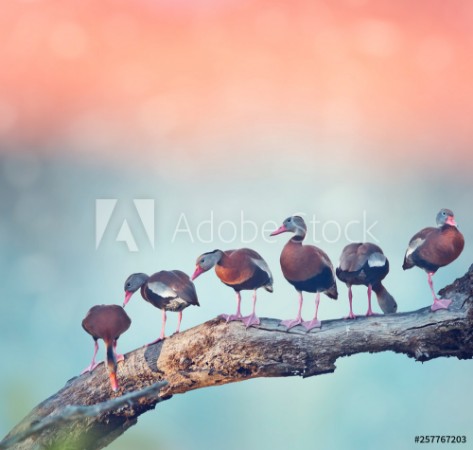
[81,304,131,392]
[403,208,464,311]
[192,248,273,328]
[336,243,397,319]
[271,216,338,330]
[123,270,199,345]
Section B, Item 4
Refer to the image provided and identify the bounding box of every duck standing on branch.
[123,270,199,345]
[403,208,464,311]
[336,243,397,319]
[192,248,273,328]
[81,304,131,392]
[271,216,338,330]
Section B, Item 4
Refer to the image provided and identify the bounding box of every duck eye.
[126,282,131,288]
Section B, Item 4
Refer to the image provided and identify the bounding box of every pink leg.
[174,311,183,334]
[146,309,167,346]
[303,292,322,330]
[81,340,100,374]
[428,272,452,311]
[344,285,356,320]
[365,284,375,316]
[220,291,244,322]
[281,291,304,329]
[242,290,260,328]
[113,340,125,363]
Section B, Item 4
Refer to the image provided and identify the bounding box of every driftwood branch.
[3,265,473,450]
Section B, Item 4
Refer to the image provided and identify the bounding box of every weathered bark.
[2,265,473,450]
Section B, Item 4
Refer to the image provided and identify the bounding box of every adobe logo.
[95,199,155,252]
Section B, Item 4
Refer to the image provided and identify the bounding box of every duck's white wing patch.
[147,281,177,299]
[251,257,273,279]
[405,238,425,258]
[367,252,387,268]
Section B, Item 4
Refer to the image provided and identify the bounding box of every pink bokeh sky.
[1,0,472,166]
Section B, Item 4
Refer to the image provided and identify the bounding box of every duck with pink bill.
[271,215,338,330]
[192,248,273,328]
[81,304,131,392]
[402,208,464,311]
[123,270,199,345]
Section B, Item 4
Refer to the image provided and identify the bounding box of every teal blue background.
[0,150,471,450]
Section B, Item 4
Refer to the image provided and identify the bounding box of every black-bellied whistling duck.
[403,208,464,311]
[191,248,273,327]
[271,216,338,330]
[123,270,199,345]
[336,243,397,319]
[81,304,131,392]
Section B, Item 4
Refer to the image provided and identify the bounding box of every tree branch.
[3,265,473,450]
[0,382,168,450]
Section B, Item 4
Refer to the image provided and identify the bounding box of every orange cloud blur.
[0,0,472,163]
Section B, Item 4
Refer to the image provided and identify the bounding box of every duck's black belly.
[337,264,388,287]
[287,266,334,293]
